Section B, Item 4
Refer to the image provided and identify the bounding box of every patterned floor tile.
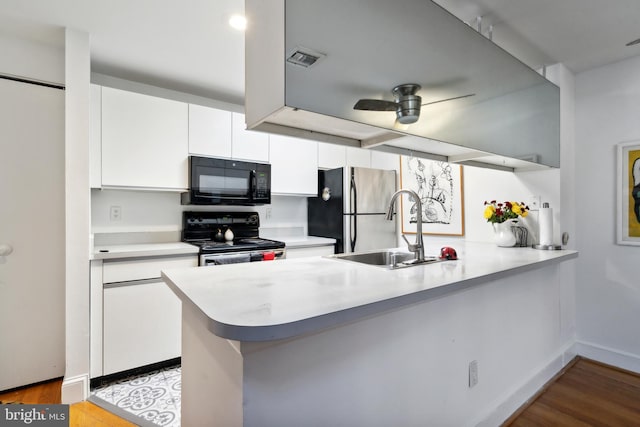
[92,365,181,427]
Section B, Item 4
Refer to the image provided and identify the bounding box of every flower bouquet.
[483,200,529,223]
[483,201,530,247]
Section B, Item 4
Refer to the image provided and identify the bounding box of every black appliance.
[181,156,271,205]
[307,167,397,254]
[182,211,285,266]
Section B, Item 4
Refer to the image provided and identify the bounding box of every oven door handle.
[201,249,286,266]
[202,252,252,266]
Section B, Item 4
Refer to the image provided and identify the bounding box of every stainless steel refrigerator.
[307,167,397,253]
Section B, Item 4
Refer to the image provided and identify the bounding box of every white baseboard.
[61,373,89,404]
[575,340,640,374]
[475,341,578,427]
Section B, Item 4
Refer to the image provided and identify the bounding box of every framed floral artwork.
[617,140,640,245]
[399,156,464,236]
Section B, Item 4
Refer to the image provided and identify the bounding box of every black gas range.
[182,211,286,266]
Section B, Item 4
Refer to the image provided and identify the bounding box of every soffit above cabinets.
[245,0,560,171]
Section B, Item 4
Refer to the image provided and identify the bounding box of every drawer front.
[285,245,335,259]
[103,256,197,283]
[103,280,181,375]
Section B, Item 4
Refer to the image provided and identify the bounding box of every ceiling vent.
[286,46,325,68]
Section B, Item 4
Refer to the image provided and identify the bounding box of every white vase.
[493,221,516,247]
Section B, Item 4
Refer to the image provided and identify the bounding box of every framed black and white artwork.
[617,140,640,245]
[399,156,464,236]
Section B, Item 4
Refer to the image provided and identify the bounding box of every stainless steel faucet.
[386,189,425,262]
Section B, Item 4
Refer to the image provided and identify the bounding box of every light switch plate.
[528,195,541,211]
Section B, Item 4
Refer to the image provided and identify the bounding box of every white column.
[62,27,92,404]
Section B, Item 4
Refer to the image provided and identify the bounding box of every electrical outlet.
[110,205,122,221]
[469,360,478,388]
[265,207,272,220]
[528,195,541,211]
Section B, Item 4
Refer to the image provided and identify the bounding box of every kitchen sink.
[328,249,441,270]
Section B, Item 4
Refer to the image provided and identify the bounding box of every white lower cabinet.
[94,255,197,377]
[103,280,182,375]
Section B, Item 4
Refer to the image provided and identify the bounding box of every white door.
[0,78,65,391]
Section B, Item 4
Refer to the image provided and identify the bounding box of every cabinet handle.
[103,278,162,289]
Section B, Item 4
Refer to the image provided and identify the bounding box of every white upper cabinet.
[371,150,400,172]
[346,146,371,168]
[188,104,232,157]
[318,142,346,170]
[101,87,189,190]
[318,143,378,170]
[90,84,102,189]
[231,112,269,162]
[269,134,318,196]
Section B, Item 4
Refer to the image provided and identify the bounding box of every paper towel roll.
[538,203,553,246]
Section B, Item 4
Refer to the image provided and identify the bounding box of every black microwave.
[181,156,271,205]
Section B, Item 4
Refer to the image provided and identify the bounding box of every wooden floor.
[504,357,640,426]
[0,378,135,427]
[2,357,640,426]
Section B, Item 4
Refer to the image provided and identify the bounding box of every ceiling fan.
[353,84,475,125]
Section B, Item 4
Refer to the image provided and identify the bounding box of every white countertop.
[162,241,578,342]
[92,236,334,260]
[93,242,199,260]
[276,236,336,249]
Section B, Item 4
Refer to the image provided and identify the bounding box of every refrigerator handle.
[350,172,357,251]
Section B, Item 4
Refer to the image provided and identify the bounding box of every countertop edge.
[165,249,577,343]
[272,236,337,249]
[92,243,199,260]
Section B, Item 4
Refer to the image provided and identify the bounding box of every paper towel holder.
[532,202,562,250]
[532,243,562,250]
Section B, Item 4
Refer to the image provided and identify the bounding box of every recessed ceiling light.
[626,37,640,47]
[229,14,247,31]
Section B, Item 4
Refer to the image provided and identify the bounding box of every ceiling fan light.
[396,113,419,125]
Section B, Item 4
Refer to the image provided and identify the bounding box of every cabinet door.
[188,104,232,157]
[318,142,346,169]
[269,134,318,195]
[103,280,181,375]
[346,146,371,168]
[371,150,400,172]
[231,112,269,162]
[101,87,189,189]
[286,245,335,259]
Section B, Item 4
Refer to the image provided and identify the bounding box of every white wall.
[0,30,64,84]
[575,55,640,371]
[461,166,561,245]
[91,190,309,241]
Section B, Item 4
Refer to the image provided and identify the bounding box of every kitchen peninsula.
[162,241,577,426]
